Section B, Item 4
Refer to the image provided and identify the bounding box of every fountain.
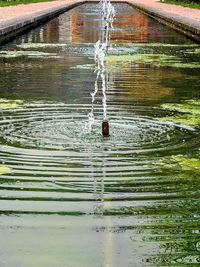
[87,0,115,137]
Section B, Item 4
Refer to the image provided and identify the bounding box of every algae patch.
[0,99,24,109]
[159,100,200,127]
[0,166,12,175]
[158,156,200,174]
[71,64,95,70]
[0,99,64,110]
[162,100,200,115]
[159,115,200,127]
[132,43,199,48]
[0,50,60,59]
[185,48,200,54]
[171,156,200,172]
[17,43,68,49]
[106,54,200,68]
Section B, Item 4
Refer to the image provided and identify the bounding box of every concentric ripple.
[0,102,199,216]
[0,104,197,154]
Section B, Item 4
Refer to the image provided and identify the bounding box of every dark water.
[0,3,200,267]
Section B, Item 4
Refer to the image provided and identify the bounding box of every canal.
[0,3,200,266]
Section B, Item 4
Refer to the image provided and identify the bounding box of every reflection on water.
[0,3,200,267]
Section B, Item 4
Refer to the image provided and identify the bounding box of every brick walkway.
[0,0,200,43]
[0,0,82,27]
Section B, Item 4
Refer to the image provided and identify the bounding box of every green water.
[0,3,200,267]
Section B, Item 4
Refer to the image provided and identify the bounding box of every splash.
[87,0,115,131]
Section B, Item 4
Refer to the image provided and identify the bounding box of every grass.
[160,0,200,9]
[0,0,54,7]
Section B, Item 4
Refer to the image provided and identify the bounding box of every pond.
[0,3,200,267]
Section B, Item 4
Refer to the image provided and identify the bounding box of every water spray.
[100,0,115,137]
[87,0,115,137]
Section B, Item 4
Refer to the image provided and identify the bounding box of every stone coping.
[124,0,200,42]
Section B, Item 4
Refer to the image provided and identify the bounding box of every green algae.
[159,100,200,127]
[124,43,199,48]
[71,64,95,70]
[171,156,200,172]
[0,166,12,175]
[162,101,200,115]
[159,115,200,127]
[0,99,64,110]
[186,48,200,54]
[106,54,200,68]
[0,51,60,59]
[17,43,68,49]
[0,99,24,109]
[107,53,175,62]
[157,156,200,174]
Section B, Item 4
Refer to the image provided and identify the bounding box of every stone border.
[0,1,86,45]
[125,1,200,42]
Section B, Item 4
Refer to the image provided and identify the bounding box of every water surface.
[0,3,200,267]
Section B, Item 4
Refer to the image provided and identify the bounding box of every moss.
[0,99,23,109]
[106,54,200,68]
[0,166,12,175]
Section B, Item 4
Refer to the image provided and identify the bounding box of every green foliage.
[160,0,200,9]
[0,0,54,7]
